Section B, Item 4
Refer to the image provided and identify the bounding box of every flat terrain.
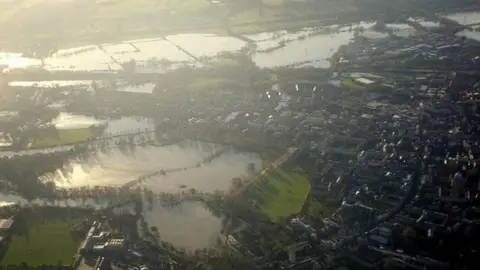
[2,218,83,265]
[250,166,310,221]
[29,128,93,148]
[0,0,358,51]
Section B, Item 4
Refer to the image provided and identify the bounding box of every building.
[0,218,14,232]
[354,78,377,88]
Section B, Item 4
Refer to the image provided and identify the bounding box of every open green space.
[307,198,336,218]
[249,166,310,221]
[29,128,93,148]
[340,78,366,90]
[2,218,83,266]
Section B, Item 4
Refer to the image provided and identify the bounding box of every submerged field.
[0,0,359,51]
[249,166,310,221]
[2,216,83,265]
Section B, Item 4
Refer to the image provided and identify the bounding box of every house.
[354,78,377,88]
[0,218,14,233]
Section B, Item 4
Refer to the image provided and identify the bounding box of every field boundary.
[230,147,298,200]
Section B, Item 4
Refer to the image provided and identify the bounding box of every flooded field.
[0,22,396,71]
[0,192,111,209]
[52,113,101,130]
[446,11,480,25]
[250,23,377,68]
[143,201,222,250]
[8,80,94,88]
[457,30,480,42]
[41,140,262,193]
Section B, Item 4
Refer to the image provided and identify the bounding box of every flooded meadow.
[143,201,222,250]
[0,22,397,72]
[41,139,262,193]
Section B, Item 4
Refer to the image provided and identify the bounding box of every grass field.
[307,198,335,218]
[29,128,93,148]
[250,166,310,221]
[340,78,366,90]
[2,218,83,265]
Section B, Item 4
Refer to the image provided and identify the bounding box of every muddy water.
[143,201,221,250]
[42,140,262,193]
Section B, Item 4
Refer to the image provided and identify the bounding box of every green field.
[307,198,335,218]
[250,166,310,221]
[29,128,93,148]
[340,78,366,90]
[2,219,83,266]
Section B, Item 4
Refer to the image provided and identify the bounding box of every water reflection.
[252,22,377,68]
[143,201,221,249]
[103,117,155,135]
[53,113,101,130]
[166,34,246,58]
[42,140,262,193]
[446,11,480,25]
[0,52,41,70]
[116,83,155,94]
[1,24,389,71]
[0,192,110,209]
[457,30,480,42]
[8,80,94,88]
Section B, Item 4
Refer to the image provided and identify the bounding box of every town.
[0,0,479,269]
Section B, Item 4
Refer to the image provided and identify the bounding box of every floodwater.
[116,83,155,94]
[0,52,41,69]
[0,23,387,71]
[42,140,262,193]
[446,11,480,26]
[103,116,155,135]
[143,201,221,250]
[166,34,246,58]
[457,30,480,42]
[8,80,94,88]
[0,145,74,157]
[52,113,101,130]
[0,192,110,209]
[408,18,441,28]
[251,22,377,68]
[385,23,416,37]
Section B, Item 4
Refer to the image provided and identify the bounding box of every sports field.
[29,128,93,148]
[250,166,310,221]
[2,218,83,265]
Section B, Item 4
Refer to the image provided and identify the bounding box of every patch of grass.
[341,78,365,90]
[308,198,335,218]
[186,77,238,91]
[262,0,287,6]
[2,218,83,265]
[29,128,93,148]
[251,166,310,221]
